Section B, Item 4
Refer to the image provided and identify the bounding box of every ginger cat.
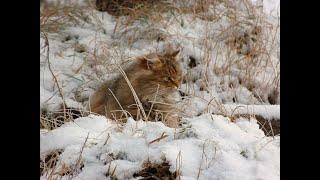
[88,49,183,128]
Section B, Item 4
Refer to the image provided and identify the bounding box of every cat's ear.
[138,53,162,70]
[171,49,181,60]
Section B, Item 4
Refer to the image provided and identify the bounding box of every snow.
[40,114,279,180]
[41,0,279,179]
[251,0,280,18]
[221,104,280,120]
[40,3,280,110]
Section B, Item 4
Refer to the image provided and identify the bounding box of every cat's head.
[137,49,183,89]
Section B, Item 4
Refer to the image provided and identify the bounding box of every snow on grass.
[221,104,280,120]
[40,0,280,179]
[40,1,280,112]
[40,114,279,180]
[177,89,279,120]
[40,115,112,156]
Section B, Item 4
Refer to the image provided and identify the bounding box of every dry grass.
[40,1,90,33]
[40,0,279,177]
[41,0,280,130]
[96,0,173,24]
[40,134,88,180]
[40,108,93,130]
[40,149,63,177]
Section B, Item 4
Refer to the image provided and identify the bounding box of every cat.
[88,49,183,128]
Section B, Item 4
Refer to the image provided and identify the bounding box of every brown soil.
[133,161,177,180]
[95,0,160,16]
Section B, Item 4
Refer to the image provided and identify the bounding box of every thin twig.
[42,32,67,119]
[70,133,90,179]
[148,132,169,144]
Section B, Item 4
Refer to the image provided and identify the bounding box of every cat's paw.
[164,116,181,128]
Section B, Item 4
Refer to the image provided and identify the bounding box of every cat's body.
[88,49,183,127]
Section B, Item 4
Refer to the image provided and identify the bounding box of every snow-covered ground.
[41,114,279,180]
[40,0,280,179]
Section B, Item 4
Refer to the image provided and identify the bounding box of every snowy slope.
[41,114,279,180]
[40,0,280,113]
